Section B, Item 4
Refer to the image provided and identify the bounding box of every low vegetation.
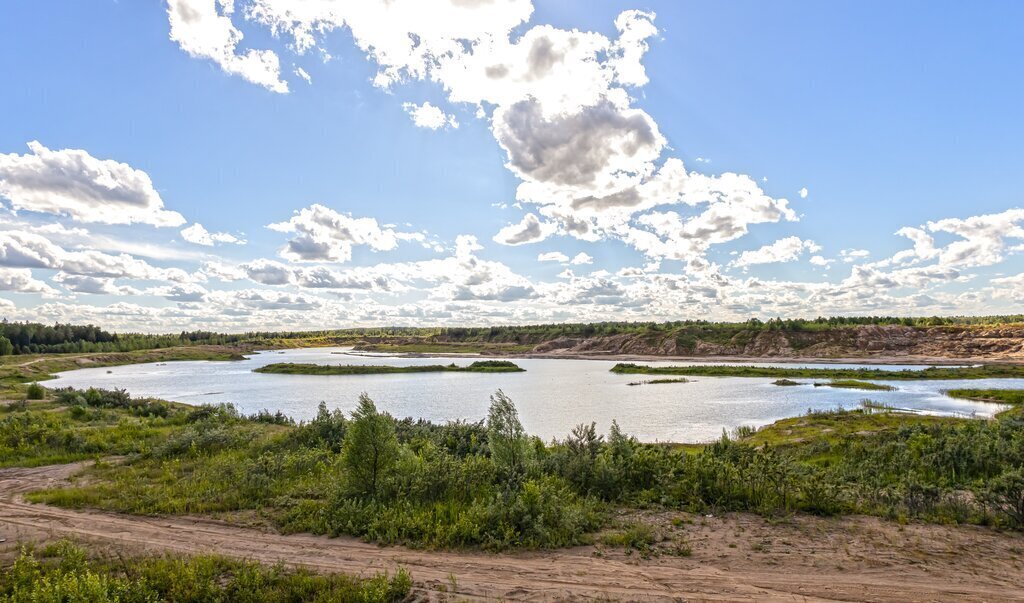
[611,362,1024,380]
[772,379,801,386]
[4,379,1018,554]
[0,539,410,602]
[254,360,524,375]
[626,378,690,386]
[945,389,1024,405]
[816,380,897,391]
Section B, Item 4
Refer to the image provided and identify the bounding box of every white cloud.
[294,66,311,83]
[925,209,1024,268]
[798,187,808,199]
[167,0,288,93]
[200,260,247,281]
[493,99,664,200]
[53,272,139,296]
[166,4,800,270]
[402,102,458,130]
[809,255,832,268]
[246,0,535,87]
[0,267,57,296]
[570,252,593,265]
[267,204,423,262]
[0,231,188,285]
[181,222,245,246]
[0,141,185,227]
[148,282,208,302]
[493,213,556,246]
[732,237,819,269]
[840,248,870,263]
[538,251,568,263]
[208,288,323,311]
[992,272,1024,286]
[242,258,294,285]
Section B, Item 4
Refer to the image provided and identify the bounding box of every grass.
[816,380,897,391]
[600,522,657,552]
[945,389,1024,405]
[0,539,411,602]
[626,378,690,386]
[610,362,1024,380]
[0,388,198,468]
[773,379,801,386]
[254,360,525,375]
[740,407,958,448]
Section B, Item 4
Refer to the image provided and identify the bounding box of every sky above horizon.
[0,0,1022,333]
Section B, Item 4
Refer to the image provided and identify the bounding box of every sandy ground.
[2,463,1024,601]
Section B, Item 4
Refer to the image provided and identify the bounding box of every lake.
[49,347,1018,442]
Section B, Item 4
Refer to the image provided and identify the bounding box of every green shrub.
[342,394,400,498]
[25,382,44,400]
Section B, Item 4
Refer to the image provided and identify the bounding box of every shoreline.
[343,347,1024,366]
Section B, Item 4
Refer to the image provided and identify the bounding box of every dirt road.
[2,463,1023,602]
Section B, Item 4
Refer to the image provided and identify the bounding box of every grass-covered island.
[626,377,690,386]
[610,363,1024,380]
[946,389,1024,405]
[816,379,897,391]
[254,360,525,375]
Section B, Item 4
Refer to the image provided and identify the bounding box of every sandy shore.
[357,348,1024,366]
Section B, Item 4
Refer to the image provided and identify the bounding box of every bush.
[984,468,1024,528]
[25,382,45,400]
[248,409,295,425]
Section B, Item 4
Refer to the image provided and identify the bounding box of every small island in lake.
[253,360,525,375]
[626,377,690,386]
[815,379,897,391]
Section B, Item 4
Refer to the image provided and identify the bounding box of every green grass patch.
[817,379,896,391]
[0,539,411,602]
[0,388,198,468]
[254,360,525,375]
[626,378,690,386]
[773,379,801,386]
[600,522,657,552]
[945,389,1024,405]
[610,362,1024,380]
[741,408,958,448]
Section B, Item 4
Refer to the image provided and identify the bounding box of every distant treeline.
[429,315,1024,341]
[1,314,1021,356]
[0,321,248,356]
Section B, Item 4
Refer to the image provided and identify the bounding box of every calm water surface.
[50,347,1017,442]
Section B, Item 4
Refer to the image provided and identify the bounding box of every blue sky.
[0,0,1021,331]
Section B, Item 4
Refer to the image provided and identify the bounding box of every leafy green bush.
[25,382,44,400]
[342,394,400,498]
